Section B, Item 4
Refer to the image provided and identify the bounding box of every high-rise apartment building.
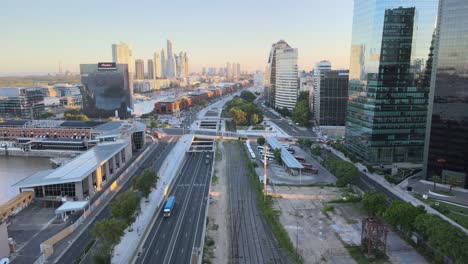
[153,52,162,78]
[315,70,349,126]
[161,49,166,77]
[80,62,132,119]
[345,1,439,164]
[232,62,237,78]
[265,40,298,110]
[135,59,145,80]
[147,59,155,79]
[312,60,332,115]
[237,63,241,77]
[424,0,468,188]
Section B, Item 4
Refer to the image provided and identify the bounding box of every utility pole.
[263,144,268,201]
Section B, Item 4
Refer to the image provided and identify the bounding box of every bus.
[257,145,264,151]
[164,196,176,217]
[294,156,306,163]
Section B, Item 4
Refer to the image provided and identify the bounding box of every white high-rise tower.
[154,52,162,78]
[161,49,166,77]
[166,40,176,78]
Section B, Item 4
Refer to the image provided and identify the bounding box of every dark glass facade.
[345,0,439,164]
[316,70,349,126]
[424,0,468,188]
[80,63,133,119]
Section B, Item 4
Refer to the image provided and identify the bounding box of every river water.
[0,156,52,204]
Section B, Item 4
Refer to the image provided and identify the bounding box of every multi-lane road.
[137,151,213,264]
[226,142,289,263]
[259,104,316,138]
[53,136,179,264]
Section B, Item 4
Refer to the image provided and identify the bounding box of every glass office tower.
[80,63,133,119]
[424,0,468,188]
[345,0,439,164]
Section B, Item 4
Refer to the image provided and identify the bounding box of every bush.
[110,190,141,225]
[311,145,321,156]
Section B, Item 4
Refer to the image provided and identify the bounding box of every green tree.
[133,169,158,198]
[250,113,260,125]
[362,191,387,216]
[110,190,140,224]
[311,145,321,156]
[447,176,459,193]
[257,136,265,146]
[92,218,126,248]
[384,201,423,232]
[229,107,247,125]
[150,121,158,129]
[240,90,256,102]
[273,148,282,165]
[292,100,311,126]
[297,91,309,102]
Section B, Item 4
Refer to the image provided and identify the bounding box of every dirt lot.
[272,186,356,264]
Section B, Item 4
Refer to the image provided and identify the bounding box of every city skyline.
[0,0,353,74]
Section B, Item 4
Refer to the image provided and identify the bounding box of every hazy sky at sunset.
[0,0,353,74]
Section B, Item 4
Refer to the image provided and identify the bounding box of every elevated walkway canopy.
[265,137,304,170]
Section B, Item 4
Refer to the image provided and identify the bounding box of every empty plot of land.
[272,186,355,264]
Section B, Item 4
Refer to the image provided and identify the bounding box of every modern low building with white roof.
[14,141,132,201]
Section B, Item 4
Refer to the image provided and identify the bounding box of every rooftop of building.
[265,137,304,169]
[13,141,128,188]
[0,120,104,128]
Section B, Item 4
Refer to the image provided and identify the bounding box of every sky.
[0,0,354,74]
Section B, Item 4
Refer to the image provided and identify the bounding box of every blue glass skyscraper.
[424,0,468,188]
[345,0,439,164]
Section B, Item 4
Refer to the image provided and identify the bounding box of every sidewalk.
[112,135,193,264]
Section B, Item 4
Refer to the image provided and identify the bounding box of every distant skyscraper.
[80,62,132,119]
[218,67,224,76]
[112,42,134,88]
[166,40,176,78]
[147,59,155,80]
[153,52,161,78]
[202,67,206,75]
[315,70,349,126]
[226,62,231,76]
[237,63,241,77]
[184,52,189,76]
[424,0,468,188]
[232,62,237,78]
[345,1,439,164]
[265,40,298,110]
[161,49,166,77]
[112,42,134,74]
[135,59,145,80]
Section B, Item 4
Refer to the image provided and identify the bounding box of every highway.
[226,142,289,263]
[53,136,179,264]
[259,103,316,138]
[137,151,213,264]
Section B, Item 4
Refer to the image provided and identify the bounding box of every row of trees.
[64,108,90,121]
[323,157,358,187]
[291,92,311,126]
[91,169,159,262]
[226,93,263,126]
[362,191,468,263]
